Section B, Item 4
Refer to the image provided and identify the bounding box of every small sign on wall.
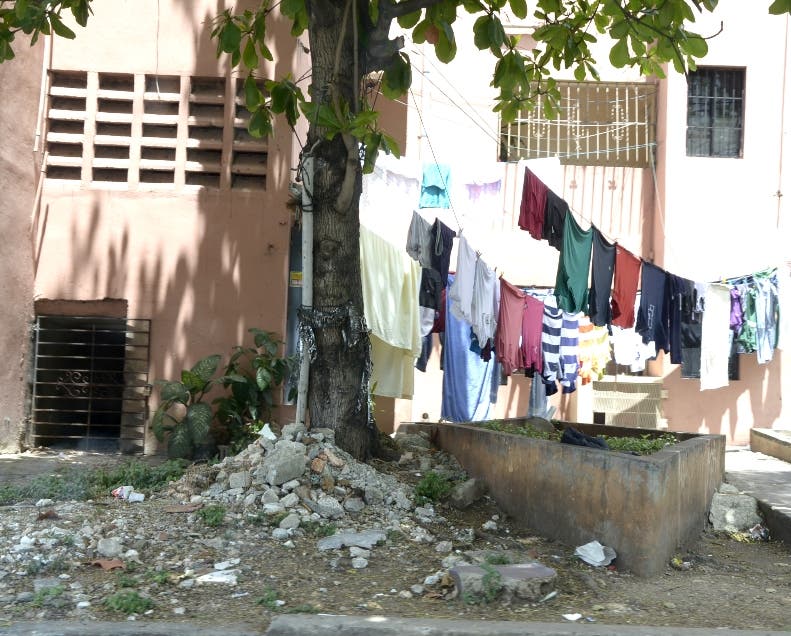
[289,271,303,287]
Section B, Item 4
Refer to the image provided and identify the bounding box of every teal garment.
[419,163,451,208]
[554,213,593,314]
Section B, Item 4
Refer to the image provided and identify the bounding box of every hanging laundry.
[419,268,443,312]
[611,245,641,329]
[636,262,669,353]
[541,296,563,396]
[578,316,610,384]
[527,374,552,419]
[665,274,695,365]
[555,213,593,314]
[559,311,581,393]
[360,225,422,399]
[441,274,499,421]
[405,210,434,269]
[729,286,744,334]
[588,228,615,327]
[521,294,544,377]
[359,154,420,239]
[611,325,657,373]
[680,283,704,377]
[518,167,548,241]
[700,283,731,391]
[448,235,477,324]
[735,280,757,353]
[430,218,456,290]
[754,269,779,364]
[495,278,526,376]
[542,189,567,251]
[470,257,498,347]
[776,263,791,351]
[419,163,451,208]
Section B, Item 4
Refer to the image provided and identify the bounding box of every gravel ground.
[1,429,790,633]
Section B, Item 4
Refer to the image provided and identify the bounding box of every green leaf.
[433,21,457,63]
[680,33,708,58]
[769,0,791,14]
[185,402,212,443]
[167,423,193,459]
[473,15,491,50]
[381,52,412,99]
[159,381,189,403]
[369,0,379,24]
[191,354,221,384]
[397,10,421,29]
[609,37,629,67]
[248,107,273,137]
[256,366,273,390]
[70,0,91,27]
[242,38,258,69]
[15,0,28,19]
[510,0,528,19]
[181,370,204,394]
[244,75,263,110]
[220,20,242,54]
[49,13,76,39]
[151,406,167,441]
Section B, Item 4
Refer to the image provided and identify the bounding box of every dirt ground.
[1,450,790,632]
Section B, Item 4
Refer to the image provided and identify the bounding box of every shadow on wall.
[662,352,782,445]
[31,1,302,453]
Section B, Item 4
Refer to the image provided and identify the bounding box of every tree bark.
[304,0,377,460]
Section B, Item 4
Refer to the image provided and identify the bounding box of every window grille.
[45,71,267,190]
[500,81,656,168]
[30,316,151,453]
[686,67,745,158]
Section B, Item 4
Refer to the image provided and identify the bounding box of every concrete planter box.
[405,420,725,577]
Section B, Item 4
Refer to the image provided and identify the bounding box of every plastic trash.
[563,613,583,621]
[259,423,277,440]
[112,486,145,502]
[574,540,617,567]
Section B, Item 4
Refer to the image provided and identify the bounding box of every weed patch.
[104,590,153,614]
[198,504,226,527]
[414,471,452,505]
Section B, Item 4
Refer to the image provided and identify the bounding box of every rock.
[33,577,62,592]
[97,537,123,558]
[243,492,259,507]
[349,547,370,558]
[364,486,384,505]
[263,503,286,516]
[197,570,238,585]
[228,470,251,489]
[482,520,498,531]
[344,497,365,513]
[395,433,432,450]
[256,441,307,486]
[311,457,327,473]
[178,579,195,589]
[16,592,35,603]
[410,584,425,595]
[281,479,300,492]
[719,483,740,495]
[214,558,240,570]
[449,478,487,510]
[280,492,300,508]
[442,554,467,569]
[317,495,344,519]
[709,491,762,532]
[35,499,55,508]
[261,489,280,505]
[272,528,291,541]
[317,530,387,551]
[450,562,557,603]
[323,448,345,468]
[435,541,453,554]
[76,601,91,609]
[281,423,307,441]
[279,513,301,530]
[398,590,413,599]
[351,557,368,569]
[525,417,555,433]
[410,527,435,543]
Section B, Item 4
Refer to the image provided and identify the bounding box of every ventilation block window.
[31,315,151,453]
[686,67,745,158]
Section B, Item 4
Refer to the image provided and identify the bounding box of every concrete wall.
[425,421,725,577]
[0,35,41,451]
[654,3,791,443]
[25,0,307,452]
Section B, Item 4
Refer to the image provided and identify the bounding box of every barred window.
[686,67,745,158]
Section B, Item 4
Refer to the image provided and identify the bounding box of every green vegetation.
[198,504,226,527]
[116,573,137,588]
[256,587,280,610]
[0,459,187,505]
[414,471,453,505]
[484,552,511,566]
[147,570,171,585]
[283,603,320,614]
[300,520,337,537]
[476,421,678,456]
[32,584,65,607]
[462,563,503,605]
[104,590,154,615]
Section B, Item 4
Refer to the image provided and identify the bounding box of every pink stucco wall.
[0,35,40,451]
[27,0,307,451]
[654,4,791,444]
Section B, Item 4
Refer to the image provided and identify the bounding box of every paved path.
[724,447,791,544]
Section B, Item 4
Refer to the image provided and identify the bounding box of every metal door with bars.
[30,315,151,452]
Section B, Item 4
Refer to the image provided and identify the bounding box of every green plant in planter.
[213,329,297,454]
[151,354,221,459]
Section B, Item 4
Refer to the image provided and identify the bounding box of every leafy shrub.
[104,590,153,614]
[414,471,452,505]
[198,504,226,527]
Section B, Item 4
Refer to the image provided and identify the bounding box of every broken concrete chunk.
[450,478,487,510]
[450,562,556,603]
[316,529,387,551]
[709,490,762,532]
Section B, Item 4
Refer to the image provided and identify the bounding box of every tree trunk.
[304,0,377,460]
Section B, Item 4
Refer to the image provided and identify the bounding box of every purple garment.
[730,287,744,332]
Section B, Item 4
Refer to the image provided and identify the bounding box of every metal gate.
[30,315,151,452]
